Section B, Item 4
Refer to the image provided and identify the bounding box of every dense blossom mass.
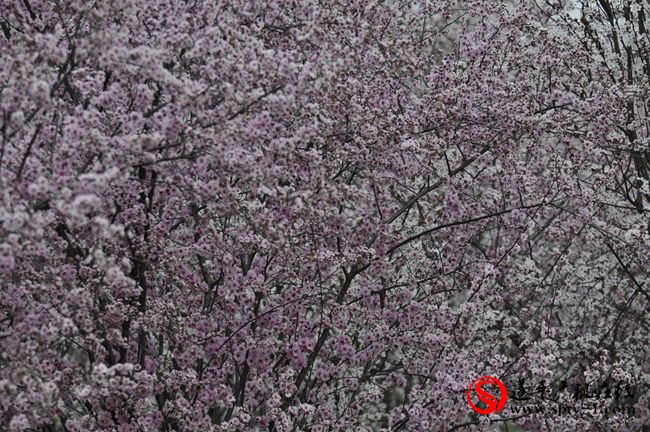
[0,0,649,431]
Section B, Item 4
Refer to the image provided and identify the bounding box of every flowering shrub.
[0,1,648,431]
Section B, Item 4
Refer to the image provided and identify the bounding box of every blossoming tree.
[0,0,648,431]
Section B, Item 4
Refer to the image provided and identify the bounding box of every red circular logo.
[466,376,508,415]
